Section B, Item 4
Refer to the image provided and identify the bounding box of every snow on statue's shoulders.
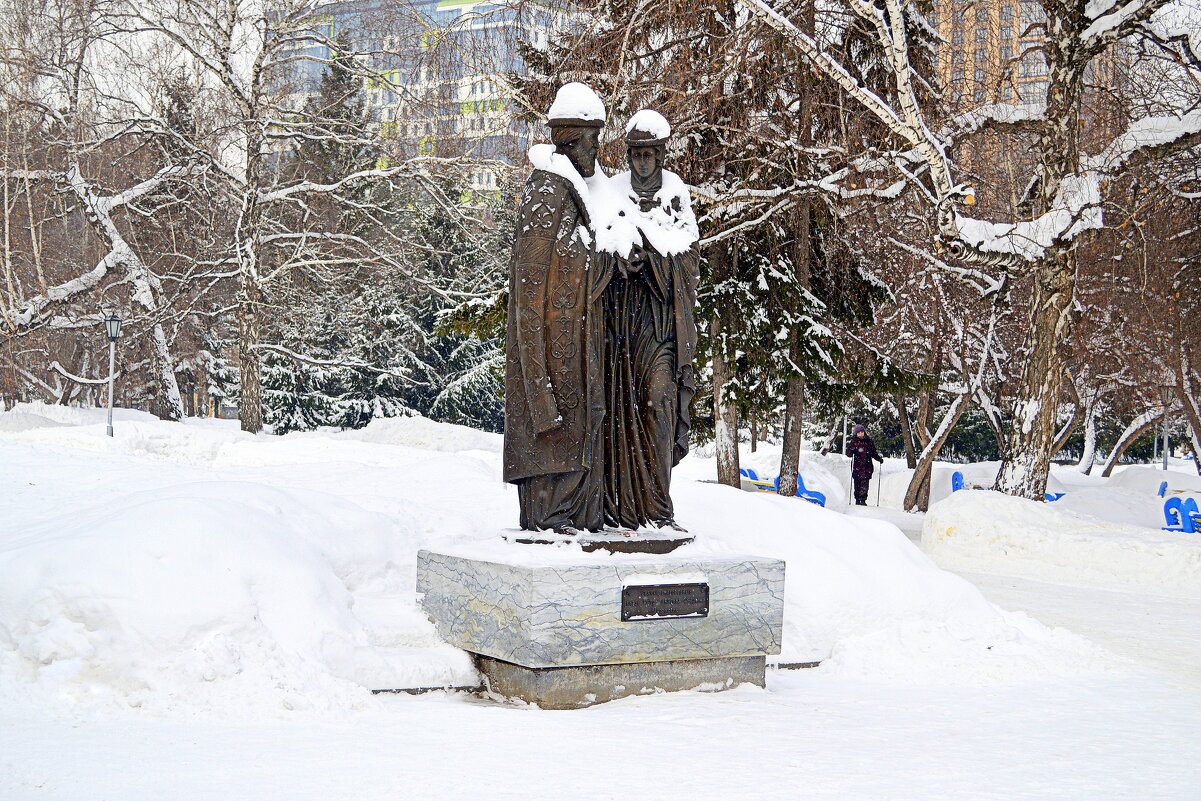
[527,144,588,201]
[608,169,698,256]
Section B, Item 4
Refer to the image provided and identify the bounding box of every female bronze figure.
[602,110,700,531]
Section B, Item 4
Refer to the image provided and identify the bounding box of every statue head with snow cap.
[547,82,605,178]
[625,109,670,200]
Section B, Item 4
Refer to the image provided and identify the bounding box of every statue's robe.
[503,167,610,531]
[603,174,700,529]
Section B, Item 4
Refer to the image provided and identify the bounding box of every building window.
[1019,81,1046,104]
[975,7,989,21]
[1001,4,1014,19]
[974,68,986,82]
[953,50,965,63]
[1020,2,1046,24]
[1000,85,1013,100]
[1000,25,1013,39]
[975,27,987,41]
[952,9,966,23]
[1020,51,1048,77]
[953,28,965,44]
[976,48,987,62]
[930,12,940,26]
[952,89,964,103]
[1001,45,1014,61]
[952,69,965,84]
[974,88,986,102]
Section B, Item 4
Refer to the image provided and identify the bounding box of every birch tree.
[738,0,1201,498]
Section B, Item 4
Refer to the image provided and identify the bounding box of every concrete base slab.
[474,653,766,709]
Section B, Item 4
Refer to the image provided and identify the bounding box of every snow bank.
[1107,465,1201,495]
[0,480,473,718]
[0,412,66,432]
[339,414,501,454]
[9,400,160,426]
[923,490,1201,598]
[0,411,1116,719]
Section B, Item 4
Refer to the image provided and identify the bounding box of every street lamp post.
[104,313,122,437]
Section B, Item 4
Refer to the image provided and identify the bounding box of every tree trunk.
[778,373,805,496]
[150,323,184,421]
[1076,396,1099,474]
[1099,407,1162,477]
[1174,370,1201,476]
[238,280,264,434]
[750,416,758,452]
[893,393,917,469]
[1050,402,1080,459]
[712,312,740,487]
[996,57,1085,499]
[996,249,1079,497]
[777,0,815,499]
[903,390,972,512]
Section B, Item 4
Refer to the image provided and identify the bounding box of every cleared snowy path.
[960,572,1201,689]
[3,671,1199,801]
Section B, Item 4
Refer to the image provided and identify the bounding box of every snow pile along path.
[0,407,1120,718]
[923,490,1201,598]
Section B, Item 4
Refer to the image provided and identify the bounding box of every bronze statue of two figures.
[502,83,700,537]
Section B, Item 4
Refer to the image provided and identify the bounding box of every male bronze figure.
[502,83,610,534]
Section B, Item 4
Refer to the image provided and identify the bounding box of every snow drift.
[923,490,1201,598]
[0,406,1113,717]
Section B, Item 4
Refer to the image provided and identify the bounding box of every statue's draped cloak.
[603,186,700,529]
[503,169,610,506]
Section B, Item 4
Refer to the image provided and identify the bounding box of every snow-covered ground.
[1,404,1199,799]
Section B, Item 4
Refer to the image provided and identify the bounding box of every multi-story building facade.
[280,0,558,197]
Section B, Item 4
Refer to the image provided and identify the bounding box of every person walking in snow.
[846,424,883,506]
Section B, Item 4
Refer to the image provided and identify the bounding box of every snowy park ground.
[1,404,1199,800]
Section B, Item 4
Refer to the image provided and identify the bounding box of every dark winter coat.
[503,168,611,483]
[847,434,883,480]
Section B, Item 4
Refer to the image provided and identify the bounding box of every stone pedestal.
[416,543,785,708]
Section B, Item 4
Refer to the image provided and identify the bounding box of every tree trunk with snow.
[894,393,917,469]
[1175,366,1201,477]
[903,389,972,512]
[1076,398,1099,474]
[711,310,741,487]
[996,56,1086,498]
[1099,407,1163,477]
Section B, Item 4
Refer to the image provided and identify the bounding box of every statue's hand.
[626,245,647,274]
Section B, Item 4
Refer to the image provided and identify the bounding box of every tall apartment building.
[281,0,557,197]
[930,0,1126,112]
[930,0,1050,108]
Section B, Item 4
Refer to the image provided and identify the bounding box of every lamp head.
[104,313,122,342]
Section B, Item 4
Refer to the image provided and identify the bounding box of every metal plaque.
[621,583,710,621]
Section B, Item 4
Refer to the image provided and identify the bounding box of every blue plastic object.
[772,474,826,507]
[739,467,760,481]
[1157,481,1168,498]
[951,471,966,492]
[1163,498,1200,533]
[1045,493,1065,502]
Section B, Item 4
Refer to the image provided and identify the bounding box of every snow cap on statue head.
[625,109,671,147]
[546,82,606,129]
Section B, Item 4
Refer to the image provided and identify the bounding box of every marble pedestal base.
[475,653,766,709]
[416,543,784,707]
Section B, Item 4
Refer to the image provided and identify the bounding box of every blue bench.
[1163,498,1200,533]
[952,470,1063,502]
[773,474,826,507]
